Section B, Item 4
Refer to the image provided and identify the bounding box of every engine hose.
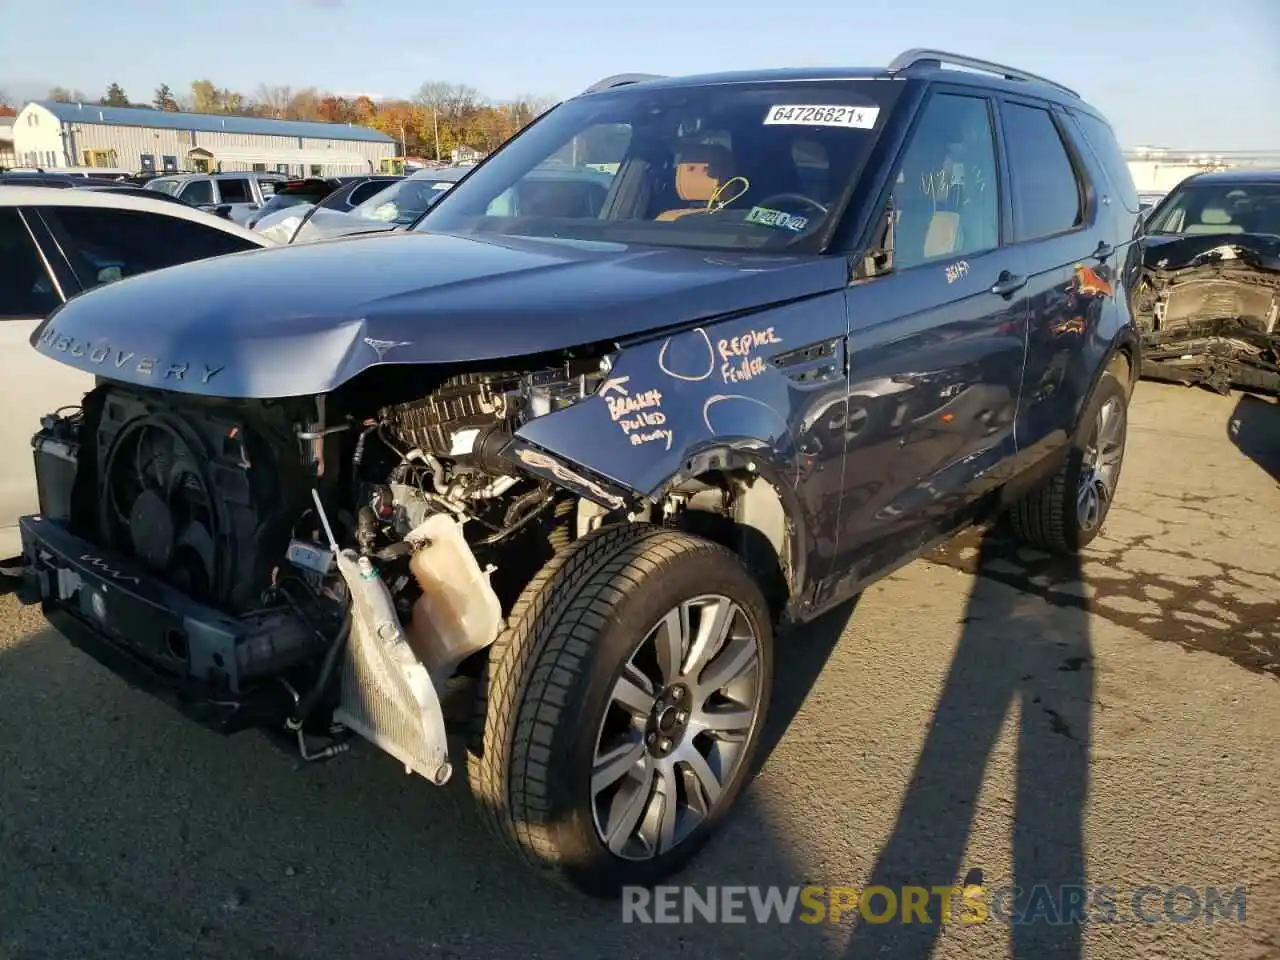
[476,492,553,546]
[352,423,379,467]
[289,608,353,729]
[503,485,549,527]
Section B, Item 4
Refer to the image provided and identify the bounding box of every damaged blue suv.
[19,50,1141,896]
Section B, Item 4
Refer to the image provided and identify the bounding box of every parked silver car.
[143,172,287,225]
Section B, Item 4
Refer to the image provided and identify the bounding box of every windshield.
[257,192,328,218]
[416,80,900,251]
[1147,180,1280,237]
[351,176,458,224]
[145,178,181,196]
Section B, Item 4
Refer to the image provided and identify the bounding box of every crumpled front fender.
[504,292,846,510]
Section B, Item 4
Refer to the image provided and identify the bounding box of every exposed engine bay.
[33,354,622,778]
[1133,237,1280,395]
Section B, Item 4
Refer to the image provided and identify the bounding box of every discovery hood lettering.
[31,231,845,399]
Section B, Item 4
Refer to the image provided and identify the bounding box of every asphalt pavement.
[0,381,1276,960]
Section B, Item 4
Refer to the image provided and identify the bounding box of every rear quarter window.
[45,207,262,291]
[1070,111,1140,215]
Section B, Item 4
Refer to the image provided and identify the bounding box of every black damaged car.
[17,50,1142,896]
[1133,168,1280,395]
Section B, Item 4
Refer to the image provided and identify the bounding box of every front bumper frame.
[18,514,292,733]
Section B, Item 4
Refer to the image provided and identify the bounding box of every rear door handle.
[990,272,1027,298]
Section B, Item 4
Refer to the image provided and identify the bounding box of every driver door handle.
[990,271,1028,298]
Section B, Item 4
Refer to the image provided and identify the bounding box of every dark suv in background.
[19,49,1141,897]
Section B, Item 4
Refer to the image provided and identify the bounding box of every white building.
[12,100,397,177]
[0,117,15,167]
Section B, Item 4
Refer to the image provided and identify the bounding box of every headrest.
[1199,206,1233,224]
[674,143,735,202]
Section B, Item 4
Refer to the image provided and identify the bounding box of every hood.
[1142,232,1280,273]
[31,230,844,399]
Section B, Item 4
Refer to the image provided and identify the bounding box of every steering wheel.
[754,193,828,216]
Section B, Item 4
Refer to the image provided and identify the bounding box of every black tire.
[1007,359,1132,554]
[467,523,774,897]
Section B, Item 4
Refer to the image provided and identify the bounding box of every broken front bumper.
[18,514,455,783]
[16,514,308,733]
[1140,320,1280,396]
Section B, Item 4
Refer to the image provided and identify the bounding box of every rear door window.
[1002,103,1085,241]
[217,178,253,203]
[43,207,261,291]
[0,209,61,318]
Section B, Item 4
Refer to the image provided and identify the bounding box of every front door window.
[873,92,1001,274]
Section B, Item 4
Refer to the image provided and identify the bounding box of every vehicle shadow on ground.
[842,528,1093,960]
[0,599,860,960]
[1228,391,1280,484]
[0,535,1093,960]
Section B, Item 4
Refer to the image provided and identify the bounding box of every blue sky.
[2,0,1278,150]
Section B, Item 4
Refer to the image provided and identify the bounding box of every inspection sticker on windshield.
[746,206,809,232]
[764,104,879,129]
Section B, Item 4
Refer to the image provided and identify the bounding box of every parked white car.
[0,187,273,563]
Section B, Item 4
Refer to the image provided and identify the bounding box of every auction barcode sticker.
[763,104,880,129]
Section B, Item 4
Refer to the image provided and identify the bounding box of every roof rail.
[581,73,666,95]
[887,48,1080,99]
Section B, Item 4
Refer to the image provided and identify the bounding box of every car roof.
[1181,168,1280,185]
[576,51,1090,113]
[0,185,274,245]
[147,172,285,181]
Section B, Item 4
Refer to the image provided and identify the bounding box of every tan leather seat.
[922,211,961,259]
[1185,205,1244,234]
[656,144,736,221]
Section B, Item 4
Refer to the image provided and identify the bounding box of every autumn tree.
[101,83,129,106]
[153,84,179,111]
[317,95,353,124]
[36,74,551,150]
[351,96,377,125]
[288,87,323,121]
[190,79,222,113]
[48,86,88,103]
[255,84,292,118]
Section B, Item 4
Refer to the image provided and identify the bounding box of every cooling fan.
[101,418,219,600]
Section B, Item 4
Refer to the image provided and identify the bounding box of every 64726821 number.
[763,104,880,129]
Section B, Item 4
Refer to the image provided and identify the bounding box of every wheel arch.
[1073,325,1140,440]
[649,442,809,622]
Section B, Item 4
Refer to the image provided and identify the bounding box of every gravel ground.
[0,381,1276,960]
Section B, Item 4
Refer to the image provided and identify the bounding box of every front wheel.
[1007,359,1131,553]
[468,524,774,897]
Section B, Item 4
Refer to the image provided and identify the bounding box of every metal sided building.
[12,100,397,176]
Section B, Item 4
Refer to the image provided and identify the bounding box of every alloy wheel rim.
[590,594,763,861]
[1077,396,1125,532]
